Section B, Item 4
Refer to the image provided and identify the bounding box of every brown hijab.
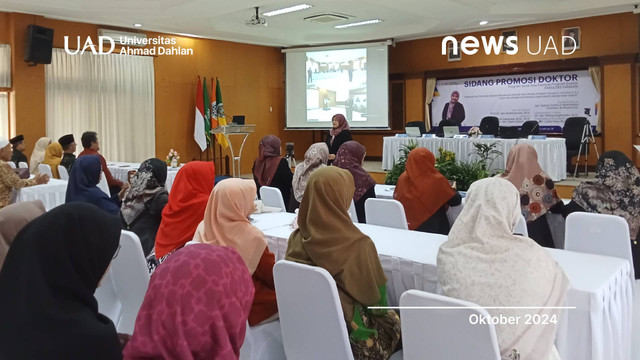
[253,135,282,186]
[329,113,350,142]
[0,200,46,268]
[333,141,376,201]
[285,166,387,322]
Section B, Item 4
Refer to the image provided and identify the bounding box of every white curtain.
[0,45,10,88]
[424,78,436,132]
[0,93,7,138]
[45,49,155,162]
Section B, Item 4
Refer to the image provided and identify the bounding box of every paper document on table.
[634,145,640,153]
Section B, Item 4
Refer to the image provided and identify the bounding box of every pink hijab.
[329,114,350,143]
[124,244,254,360]
[333,141,376,201]
[253,135,282,186]
[193,178,267,274]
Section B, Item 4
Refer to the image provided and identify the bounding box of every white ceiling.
[0,0,637,47]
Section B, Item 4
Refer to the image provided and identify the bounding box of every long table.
[382,137,567,181]
[107,162,180,192]
[253,213,632,360]
[12,179,68,211]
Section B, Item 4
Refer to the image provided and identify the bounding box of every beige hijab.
[192,178,266,274]
[437,177,569,360]
[0,200,46,268]
[292,142,329,202]
[30,137,52,174]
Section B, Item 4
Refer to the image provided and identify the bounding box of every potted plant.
[166,149,180,168]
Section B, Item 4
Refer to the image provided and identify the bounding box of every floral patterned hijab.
[292,143,329,202]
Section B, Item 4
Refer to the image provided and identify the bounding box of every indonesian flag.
[215,78,229,149]
[193,77,207,151]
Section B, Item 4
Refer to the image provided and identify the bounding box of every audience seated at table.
[0,137,49,209]
[286,167,401,360]
[42,142,63,179]
[9,135,27,168]
[0,203,124,359]
[394,147,461,234]
[120,158,169,257]
[501,144,563,248]
[253,135,293,211]
[291,142,329,208]
[29,137,51,174]
[333,141,377,223]
[193,178,278,325]
[0,200,45,269]
[564,151,640,279]
[65,155,125,216]
[78,131,124,196]
[151,161,215,271]
[124,245,254,360]
[325,113,352,163]
[438,177,569,360]
[59,134,77,172]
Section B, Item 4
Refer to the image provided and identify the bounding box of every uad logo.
[64,36,116,55]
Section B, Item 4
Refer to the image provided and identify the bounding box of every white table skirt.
[382,137,567,181]
[262,222,633,360]
[107,162,180,193]
[12,179,68,211]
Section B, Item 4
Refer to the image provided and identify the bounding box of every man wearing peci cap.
[9,135,28,168]
[0,137,49,209]
[58,134,77,172]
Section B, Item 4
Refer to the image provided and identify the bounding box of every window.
[0,92,8,139]
[0,45,10,88]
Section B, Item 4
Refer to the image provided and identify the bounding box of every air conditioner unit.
[97,29,147,47]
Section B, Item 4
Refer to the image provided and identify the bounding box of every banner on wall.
[431,70,600,132]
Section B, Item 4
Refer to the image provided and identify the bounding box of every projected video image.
[306,48,367,122]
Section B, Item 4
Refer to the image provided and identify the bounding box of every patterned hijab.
[192,178,267,274]
[573,151,640,240]
[438,178,568,360]
[329,113,350,140]
[286,166,387,322]
[123,245,255,360]
[394,148,455,230]
[42,142,63,179]
[333,141,376,201]
[30,137,52,174]
[121,158,168,226]
[253,135,282,186]
[502,144,560,222]
[292,142,329,202]
[0,200,45,269]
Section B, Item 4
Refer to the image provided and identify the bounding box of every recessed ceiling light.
[263,4,312,17]
[133,23,143,27]
[335,19,383,29]
[479,20,488,25]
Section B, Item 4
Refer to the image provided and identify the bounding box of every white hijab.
[437,177,568,360]
[30,137,51,174]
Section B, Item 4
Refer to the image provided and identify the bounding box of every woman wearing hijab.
[0,200,45,269]
[292,142,329,203]
[0,203,123,360]
[42,142,64,179]
[286,167,401,360]
[152,161,215,265]
[252,135,293,211]
[441,90,465,126]
[325,113,352,162]
[394,148,461,234]
[193,178,278,325]
[438,178,569,360]
[501,144,562,248]
[124,245,254,360]
[66,155,123,215]
[333,141,376,223]
[30,136,52,174]
[120,158,169,257]
[565,151,640,278]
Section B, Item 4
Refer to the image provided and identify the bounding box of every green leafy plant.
[434,148,457,180]
[470,142,502,170]
[384,140,417,185]
[452,161,489,191]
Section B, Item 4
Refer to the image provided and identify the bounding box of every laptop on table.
[405,126,422,137]
[443,126,460,138]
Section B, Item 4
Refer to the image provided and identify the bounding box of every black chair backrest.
[563,117,589,150]
[437,119,454,137]
[406,121,427,135]
[479,116,499,135]
[520,120,540,137]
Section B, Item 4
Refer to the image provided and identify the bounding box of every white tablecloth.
[382,137,567,181]
[12,179,68,211]
[107,162,180,193]
[262,222,633,360]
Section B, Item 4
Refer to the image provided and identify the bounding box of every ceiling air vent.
[304,13,350,24]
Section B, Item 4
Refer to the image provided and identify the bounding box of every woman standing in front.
[326,113,352,163]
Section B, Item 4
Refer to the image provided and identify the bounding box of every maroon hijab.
[330,114,350,142]
[253,135,282,186]
[124,244,254,360]
[333,141,376,201]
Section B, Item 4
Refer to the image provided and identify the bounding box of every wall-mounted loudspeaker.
[24,25,54,65]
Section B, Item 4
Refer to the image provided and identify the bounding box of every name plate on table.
[453,134,469,138]
[480,135,495,139]
[422,134,437,138]
[395,134,408,137]
[528,135,547,140]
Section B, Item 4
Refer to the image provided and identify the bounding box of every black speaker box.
[24,25,54,64]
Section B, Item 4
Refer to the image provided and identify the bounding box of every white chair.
[400,290,500,360]
[18,161,27,169]
[94,270,122,327]
[513,214,528,237]
[348,199,359,223]
[7,161,16,169]
[239,320,286,360]
[260,186,286,212]
[58,165,69,180]
[109,230,151,335]
[364,198,408,230]
[37,163,53,178]
[98,172,110,196]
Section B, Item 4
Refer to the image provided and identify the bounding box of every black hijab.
[0,203,123,360]
[66,155,120,215]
